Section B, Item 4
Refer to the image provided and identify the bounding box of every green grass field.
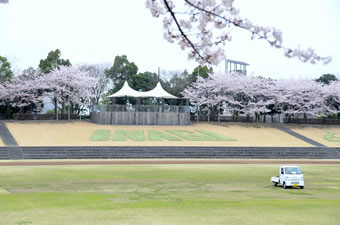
[0,163,339,225]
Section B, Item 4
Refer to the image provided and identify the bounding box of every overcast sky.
[0,0,339,79]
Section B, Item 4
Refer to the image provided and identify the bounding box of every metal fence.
[191,115,255,123]
[283,118,340,125]
[190,114,340,125]
[12,113,80,120]
[91,104,190,113]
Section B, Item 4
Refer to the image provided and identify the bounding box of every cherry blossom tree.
[182,74,217,120]
[183,72,340,121]
[183,72,276,120]
[146,0,331,65]
[234,75,275,121]
[0,66,99,119]
[0,84,8,103]
[2,69,47,113]
[273,79,328,118]
[45,66,98,119]
[321,81,340,117]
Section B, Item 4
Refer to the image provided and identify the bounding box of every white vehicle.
[271,165,304,189]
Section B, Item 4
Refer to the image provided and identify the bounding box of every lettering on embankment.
[90,129,237,142]
[325,132,340,142]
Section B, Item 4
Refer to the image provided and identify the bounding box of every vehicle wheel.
[283,182,287,189]
[274,182,277,186]
[300,186,304,189]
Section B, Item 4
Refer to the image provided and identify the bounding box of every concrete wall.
[2,146,339,160]
[91,112,191,125]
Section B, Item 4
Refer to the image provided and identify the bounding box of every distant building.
[225,59,249,75]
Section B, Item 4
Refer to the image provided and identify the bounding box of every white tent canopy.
[142,82,178,99]
[107,81,144,98]
[108,81,178,99]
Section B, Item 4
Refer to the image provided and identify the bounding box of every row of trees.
[1,49,337,120]
[183,73,340,120]
[0,66,97,117]
[0,49,213,118]
[0,50,102,118]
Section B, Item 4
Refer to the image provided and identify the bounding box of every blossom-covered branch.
[146,0,331,65]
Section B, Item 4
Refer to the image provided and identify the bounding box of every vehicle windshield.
[285,167,302,175]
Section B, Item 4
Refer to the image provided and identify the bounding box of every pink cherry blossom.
[146,0,331,65]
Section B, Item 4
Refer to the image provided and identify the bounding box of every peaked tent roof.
[107,81,143,98]
[143,82,178,99]
[107,81,178,99]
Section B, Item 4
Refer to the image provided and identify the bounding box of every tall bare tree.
[79,64,111,105]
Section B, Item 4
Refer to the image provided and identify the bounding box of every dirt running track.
[1,160,340,166]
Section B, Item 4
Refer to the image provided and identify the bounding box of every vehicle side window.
[281,168,284,174]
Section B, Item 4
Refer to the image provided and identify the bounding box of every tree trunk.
[207,106,210,122]
[54,97,58,120]
[62,102,65,115]
[218,104,221,123]
[54,97,57,114]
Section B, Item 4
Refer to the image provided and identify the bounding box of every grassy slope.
[5,121,311,147]
[290,126,340,147]
[0,164,339,225]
